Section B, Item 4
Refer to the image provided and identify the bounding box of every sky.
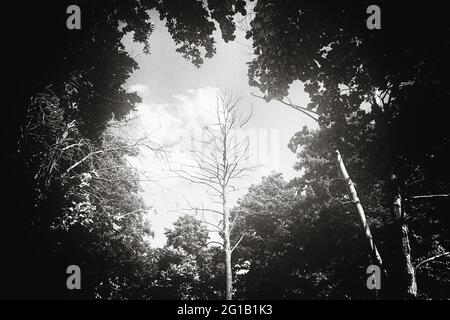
[121,11,316,247]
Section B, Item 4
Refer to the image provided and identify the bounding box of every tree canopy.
[1,1,448,300]
[2,0,249,298]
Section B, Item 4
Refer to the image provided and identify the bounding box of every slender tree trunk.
[222,191,233,300]
[335,150,384,268]
[393,193,417,298]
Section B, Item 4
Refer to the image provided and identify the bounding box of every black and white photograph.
[1,1,449,303]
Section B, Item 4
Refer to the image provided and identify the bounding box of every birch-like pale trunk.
[223,189,233,300]
[335,150,384,269]
[393,193,417,298]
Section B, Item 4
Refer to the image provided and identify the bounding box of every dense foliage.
[2,0,245,298]
[1,1,448,299]
[243,0,449,299]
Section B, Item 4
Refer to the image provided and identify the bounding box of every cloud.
[117,87,273,247]
[135,86,219,147]
[127,84,149,96]
[124,86,279,182]
[117,87,223,182]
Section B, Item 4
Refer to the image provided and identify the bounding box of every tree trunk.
[393,193,417,298]
[335,150,384,268]
[223,191,233,300]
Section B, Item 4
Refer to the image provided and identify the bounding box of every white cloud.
[132,86,220,150]
[114,86,224,189]
[127,84,149,96]
[116,87,271,247]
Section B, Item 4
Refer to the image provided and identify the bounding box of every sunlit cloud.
[115,86,285,247]
[127,83,150,96]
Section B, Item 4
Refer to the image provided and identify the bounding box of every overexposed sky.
[121,11,316,247]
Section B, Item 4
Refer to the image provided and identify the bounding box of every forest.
[1,0,449,300]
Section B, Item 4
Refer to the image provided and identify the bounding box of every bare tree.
[171,90,255,300]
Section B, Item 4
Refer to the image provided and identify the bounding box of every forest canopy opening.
[2,1,448,300]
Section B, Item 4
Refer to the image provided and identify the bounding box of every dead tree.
[392,192,417,297]
[335,150,384,273]
[171,91,255,300]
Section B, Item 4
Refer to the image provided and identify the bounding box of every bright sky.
[121,11,316,247]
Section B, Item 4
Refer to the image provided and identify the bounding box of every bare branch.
[206,241,224,248]
[231,234,245,253]
[416,252,450,270]
[409,194,449,200]
[252,93,320,123]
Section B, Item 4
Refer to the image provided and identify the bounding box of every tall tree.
[231,172,386,299]
[17,89,158,298]
[156,215,224,299]
[231,173,304,299]
[172,91,255,299]
[241,0,449,298]
[2,0,249,297]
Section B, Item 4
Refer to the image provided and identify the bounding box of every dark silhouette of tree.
[242,0,449,298]
[147,215,224,299]
[2,1,448,300]
[2,0,247,298]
